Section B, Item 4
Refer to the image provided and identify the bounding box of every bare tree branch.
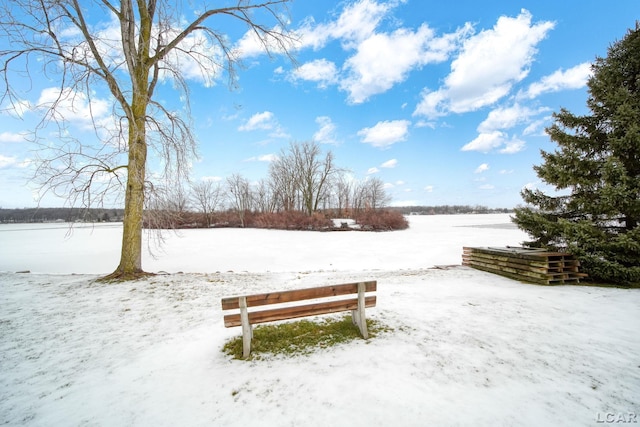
[0,0,295,279]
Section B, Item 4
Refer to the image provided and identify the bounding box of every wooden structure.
[462,246,586,285]
[221,281,377,358]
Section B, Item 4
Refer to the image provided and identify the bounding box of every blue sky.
[0,0,638,209]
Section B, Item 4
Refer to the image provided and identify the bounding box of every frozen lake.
[0,213,525,274]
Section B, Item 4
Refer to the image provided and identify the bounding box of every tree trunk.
[103,113,148,281]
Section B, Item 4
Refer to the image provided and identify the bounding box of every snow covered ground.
[1,214,638,426]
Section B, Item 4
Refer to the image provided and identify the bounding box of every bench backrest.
[221,281,377,327]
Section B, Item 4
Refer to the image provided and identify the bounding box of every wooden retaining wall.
[462,246,587,285]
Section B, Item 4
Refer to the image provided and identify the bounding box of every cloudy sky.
[0,0,638,208]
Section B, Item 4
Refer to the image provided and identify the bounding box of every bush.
[144,209,409,232]
[354,209,409,231]
[250,211,333,230]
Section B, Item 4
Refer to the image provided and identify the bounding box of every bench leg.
[239,296,252,358]
[351,282,368,339]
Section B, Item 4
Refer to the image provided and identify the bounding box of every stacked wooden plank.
[462,246,587,285]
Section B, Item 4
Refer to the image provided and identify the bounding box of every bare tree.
[0,0,295,279]
[351,180,367,214]
[253,178,276,213]
[269,141,338,216]
[362,177,391,210]
[268,150,299,211]
[191,180,222,227]
[334,172,353,216]
[166,183,190,214]
[143,183,183,230]
[294,141,337,216]
[226,173,253,227]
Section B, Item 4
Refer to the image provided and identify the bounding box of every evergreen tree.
[513,24,640,285]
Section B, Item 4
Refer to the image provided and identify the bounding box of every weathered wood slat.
[463,249,552,268]
[464,259,556,281]
[221,281,377,310]
[462,254,551,273]
[223,296,377,327]
[462,246,585,285]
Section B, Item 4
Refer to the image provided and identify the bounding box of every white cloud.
[238,111,275,131]
[296,0,391,50]
[475,163,490,173]
[381,159,398,168]
[36,87,112,131]
[164,30,225,87]
[383,182,394,189]
[478,104,544,133]
[312,116,338,144]
[235,23,297,59]
[466,104,547,153]
[296,0,471,103]
[367,167,380,174]
[341,23,471,103]
[0,131,28,143]
[358,120,410,149]
[1,99,31,119]
[238,111,288,139]
[479,184,495,190]
[414,120,436,129]
[293,59,338,88]
[0,155,17,168]
[424,185,434,193]
[461,131,506,153]
[523,118,548,136]
[414,9,554,118]
[523,62,592,98]
[245,154,278,162]
[462,131,526,154]
[258,154,277,162]
[64,14,226,88]
[499,137,526,154]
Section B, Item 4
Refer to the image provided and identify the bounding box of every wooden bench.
[221,281,377,358]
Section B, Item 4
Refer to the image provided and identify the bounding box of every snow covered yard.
[1,214,639,426]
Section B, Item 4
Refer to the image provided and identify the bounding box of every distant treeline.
[391,205,513,215]
[0,204,512,224]
[0,208,124,223]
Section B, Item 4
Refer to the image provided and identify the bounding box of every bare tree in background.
[226,173,253,227]
[362,177,391,210]
[293,141,337,216]
[165,183,191,214]
[253,178,276,213]
[334,173,354,216]
[268,149,299,211]
[191,180,223,227]
[269,141,338,216]
[0,0,295,279]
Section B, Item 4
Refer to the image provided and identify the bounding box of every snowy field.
[1,214,639,426]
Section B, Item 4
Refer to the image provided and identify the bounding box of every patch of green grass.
[222,315,391,360]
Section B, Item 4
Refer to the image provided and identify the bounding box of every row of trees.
[395,205,512,215]
[0,208,124,223]
[148,140,393,228]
